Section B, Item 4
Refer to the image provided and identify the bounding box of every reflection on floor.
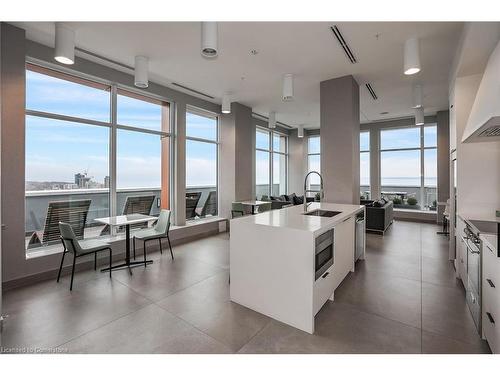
[2,220,491,353]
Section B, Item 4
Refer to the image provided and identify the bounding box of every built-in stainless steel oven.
[315,229,334,280]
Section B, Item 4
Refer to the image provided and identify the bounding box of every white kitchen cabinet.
[313,264,335,315]
[332,216,355,291]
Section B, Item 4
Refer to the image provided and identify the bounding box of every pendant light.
[412,84,423,108]
[134,56,149,88]
[282,74,294,101]
[221,94,231,114]
[404,38,421,75]
[297,125,304,138]
[268,111,276,129]
[201,22,218,58]
[415,107,424,126]
[54,23,75,65]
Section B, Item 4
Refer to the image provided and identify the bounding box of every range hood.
[462,38,500,143]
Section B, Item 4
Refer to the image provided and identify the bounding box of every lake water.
[360,177,437,187]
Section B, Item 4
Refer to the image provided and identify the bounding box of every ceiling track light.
[134,56,149,88]
[404,37,421,75]
[268,111,276,129]
[54,23,75,65]
[415,107,425,126]
[412,84,423,108]
[201,22,218,58]
[282,74,294,101]
[222,94,231,114]
[297,125,304,138]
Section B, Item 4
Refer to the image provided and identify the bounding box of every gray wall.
[234,104,255,201]
[219,102,255,219]
[320,75,360,204]
[1,23,27,284]
[437,110,450,222]
[288,129,306,194]
[174,101,187,226]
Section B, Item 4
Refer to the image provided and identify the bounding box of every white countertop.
[232,202,364,235]
[94,214,157,226]
[458,211,500,224]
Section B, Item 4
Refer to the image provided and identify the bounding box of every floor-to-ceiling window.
[25,64,171,256]
[255,127,288,198]
[185,109,219,220]
[307,135,321,197]
[380,125,437,211]
[360,131,370,199]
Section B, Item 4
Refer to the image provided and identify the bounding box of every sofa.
[267,193,314,209]
[360,199,394,234]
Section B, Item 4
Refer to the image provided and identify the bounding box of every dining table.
[239,200,271,215]
[94,213,158,274]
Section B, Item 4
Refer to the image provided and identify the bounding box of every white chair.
[58,222,112,290]
[133,209,174,264]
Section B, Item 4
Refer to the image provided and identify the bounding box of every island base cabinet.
[483,287,499,353]
[332,216,355,290]
[482,241,500,353]
[313,264,335,315]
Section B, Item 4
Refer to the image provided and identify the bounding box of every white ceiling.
[13,21,463,128]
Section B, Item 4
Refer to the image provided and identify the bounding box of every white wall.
[453,74,500,217]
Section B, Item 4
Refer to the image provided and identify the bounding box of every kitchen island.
[230,202,365,334]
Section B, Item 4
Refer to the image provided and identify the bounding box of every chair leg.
[109,248,112,278]
[167,234,174,260]
[133,237,136,260]
[57,251,67,283]
[94,252,97,270]
[70,255,76,291]
[158,237,163,254]
[143,240,147,267]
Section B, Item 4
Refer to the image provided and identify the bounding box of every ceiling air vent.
[478,125,500,137]
[365,83,378,100]
[330,25,357,64]
[171,82,215,99]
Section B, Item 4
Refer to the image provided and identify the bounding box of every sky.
[26,68,436,192]
[26,69,217,189]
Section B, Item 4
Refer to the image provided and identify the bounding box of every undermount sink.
[303,209,342,217]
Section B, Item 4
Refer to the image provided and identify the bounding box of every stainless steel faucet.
[303,171,324,212]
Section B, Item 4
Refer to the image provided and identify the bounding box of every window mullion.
[420,125,425,209]
[110,85,118,225]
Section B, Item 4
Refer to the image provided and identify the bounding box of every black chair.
[57,222,112,291]
[186,192,202,219]
[196,191,217,218]
[231,202,245,218]
[28,199,91,249]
